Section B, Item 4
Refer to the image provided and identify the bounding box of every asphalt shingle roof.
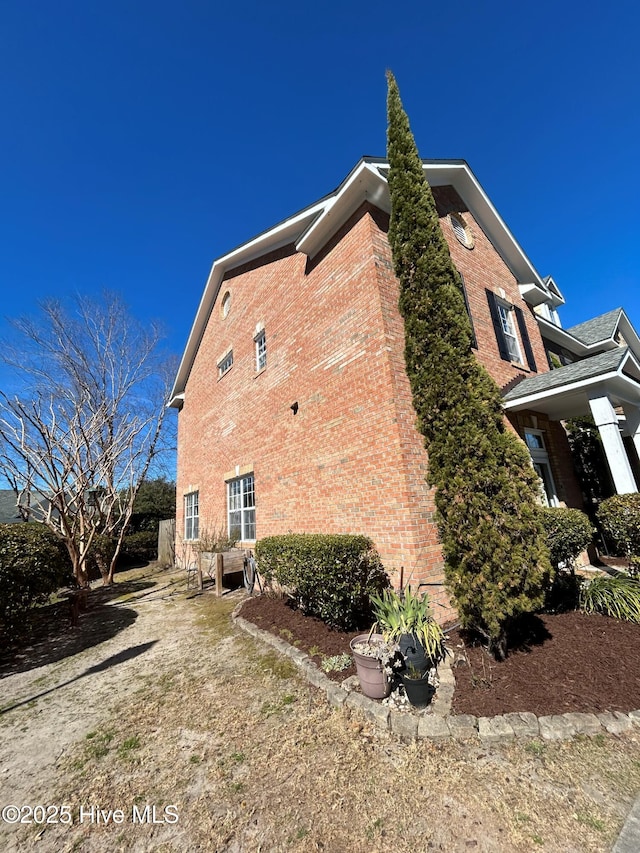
[565,308,622,346]
[503,348,628,402]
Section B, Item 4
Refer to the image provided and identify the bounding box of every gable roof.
[566,308,623,346]
[170,157,556,407]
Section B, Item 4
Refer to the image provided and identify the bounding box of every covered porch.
[503,347,640,495]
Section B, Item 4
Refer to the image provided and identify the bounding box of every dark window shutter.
[514,306,537,372]
[486,289,510,361]
[458,272,477,349]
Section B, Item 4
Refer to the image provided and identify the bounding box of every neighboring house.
[170,157,640,615]
[0,489,54,525]
[0,489,25,524]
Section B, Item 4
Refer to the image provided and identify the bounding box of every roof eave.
[171,157,553,401]
[504,349,640,414]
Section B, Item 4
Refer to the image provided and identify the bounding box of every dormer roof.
[566,308,624,346]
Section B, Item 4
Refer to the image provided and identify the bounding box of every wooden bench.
[198,550,247,596]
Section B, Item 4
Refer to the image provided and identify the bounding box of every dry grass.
[7,571,640,852]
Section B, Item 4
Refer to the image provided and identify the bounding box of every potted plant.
[400,663,436,707]
[349,631,400,699]
[370,587,447,673]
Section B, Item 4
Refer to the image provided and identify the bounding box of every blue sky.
[1,0,639,376]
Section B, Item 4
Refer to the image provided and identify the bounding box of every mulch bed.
[239,594,640,716]
[239,594,361,682]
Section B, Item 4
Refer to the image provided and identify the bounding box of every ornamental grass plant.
[580,574,640,623]
[370,587,446,663]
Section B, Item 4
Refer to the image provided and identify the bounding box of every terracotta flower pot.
[350,634,391,699]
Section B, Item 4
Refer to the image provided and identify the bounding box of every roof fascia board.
[502,370,622,411]
[169,201,326,404]
[298,158,551,303]
[503,350,640,411]
[537,315,623,356]
[441,163,550,302]
[296,161,387,256]
[171,156,556,402]
[543,276,566,306]
[618,309,640,359]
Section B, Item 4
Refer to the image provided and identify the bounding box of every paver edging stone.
[232,602,640,744]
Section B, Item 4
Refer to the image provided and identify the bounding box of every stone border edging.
[232,604,640,743]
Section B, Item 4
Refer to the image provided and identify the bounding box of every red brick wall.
[176,187,581,622]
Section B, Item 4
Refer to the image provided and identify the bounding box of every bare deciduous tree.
[0,293,175,586]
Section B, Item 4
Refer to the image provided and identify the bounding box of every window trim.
[218,350,233,378]
[496,301,522,364]
[184,491,199,540]
[255,329,266,372]
[227,473,256,542]
[524,429,559,507]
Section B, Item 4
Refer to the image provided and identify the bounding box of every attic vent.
[221,291,231,319]
[450,214,474,249]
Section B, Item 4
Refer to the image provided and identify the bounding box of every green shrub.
[539,508,593,613]
[0,523,73,638]
[385,72,549,659]
[255,534,389,630]
[580,574,640,622]
[596,494,640,558]
[540,507,593,569]
[121,531,157,563]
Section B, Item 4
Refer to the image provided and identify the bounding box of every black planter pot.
[401,672,435,707]
[399,633,431,672]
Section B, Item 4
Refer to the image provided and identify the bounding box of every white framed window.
[496,302,522,363]
[227,474,256,541]
[524,430,559,507]
[184,491,199,540]
[218,350,233,378]
[255,329,266,371]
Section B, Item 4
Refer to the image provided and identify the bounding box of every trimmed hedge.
[540,507,593,570]
[597,494,640,558]
[255,533,389,630]
[0,523,73,639]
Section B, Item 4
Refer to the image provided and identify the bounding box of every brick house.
[170,158,640,616]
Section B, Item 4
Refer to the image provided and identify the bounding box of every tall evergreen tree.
[385,71,550,659]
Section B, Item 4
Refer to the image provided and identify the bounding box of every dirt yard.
[2,564,640,852]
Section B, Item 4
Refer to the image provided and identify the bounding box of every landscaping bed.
[239,594,640,716]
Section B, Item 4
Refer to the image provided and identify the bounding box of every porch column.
[589,394,638,494]
[623,405,640,463]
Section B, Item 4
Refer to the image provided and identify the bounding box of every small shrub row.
[597,494,640,558]
[255,533,389,630]
[0,523,73,639]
